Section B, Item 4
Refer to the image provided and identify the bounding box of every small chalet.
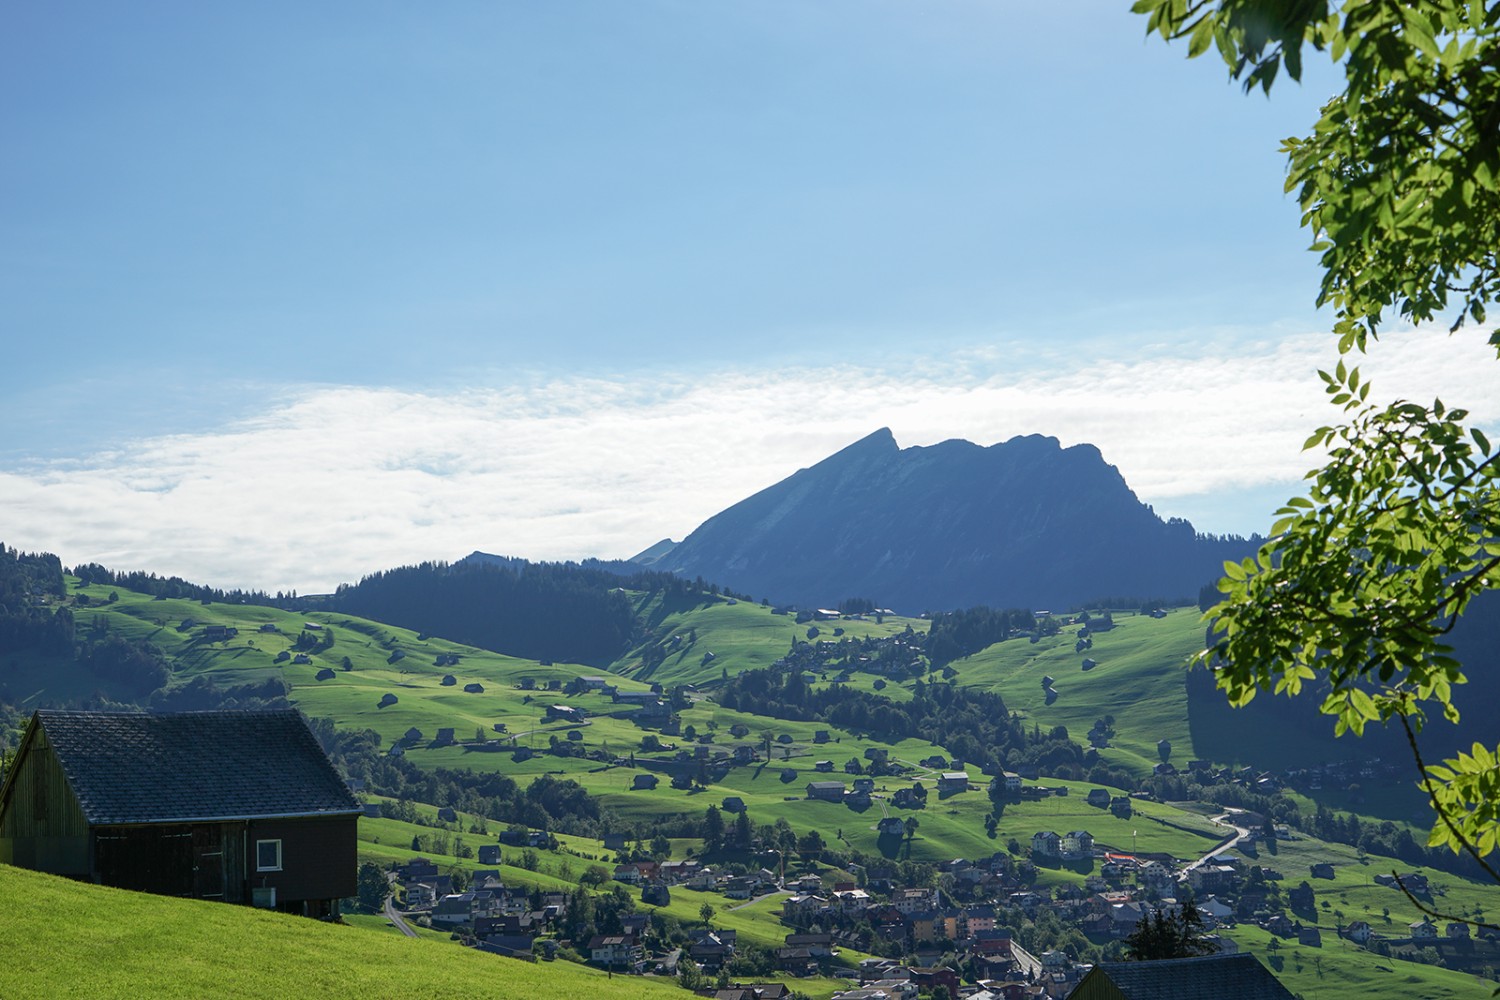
[806,781,846,802]
[937,771,969,793]
[1410,918,1438,940]
[0,710,360,917]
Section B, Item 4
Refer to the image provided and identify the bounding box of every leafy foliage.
[1137,0,1500,874]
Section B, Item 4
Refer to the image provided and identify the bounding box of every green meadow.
[1226,924,1488,1000]
[0,864,675,1000]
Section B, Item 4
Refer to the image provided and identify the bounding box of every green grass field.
[0,864,676,1000]
[1227,923,1490,1000]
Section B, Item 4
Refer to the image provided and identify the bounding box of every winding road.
[384,894,419,938]
[1180,813,1253,877]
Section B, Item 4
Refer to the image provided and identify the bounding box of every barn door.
[192,825,225,899]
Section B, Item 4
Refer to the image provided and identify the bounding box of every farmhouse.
[806,781,846,802]
[0,710,360,916]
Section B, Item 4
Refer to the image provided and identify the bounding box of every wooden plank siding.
[246,815,358,906]
[0,726,90,875]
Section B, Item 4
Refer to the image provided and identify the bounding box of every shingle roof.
[33,709,360,824]
[1079,954,1295,1000]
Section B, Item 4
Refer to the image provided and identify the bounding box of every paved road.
[1181,813,1252,876]
[384,895,419,938]
[727,889,791,911]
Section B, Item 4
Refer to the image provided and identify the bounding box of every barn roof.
[1076,954,1294,1000]
[29,709,360,825]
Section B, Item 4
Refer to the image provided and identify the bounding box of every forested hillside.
[327,559,712,666]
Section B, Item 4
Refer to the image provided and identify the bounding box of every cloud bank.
[3,327,1494,594]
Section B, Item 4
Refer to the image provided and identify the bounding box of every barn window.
[256,839,282,872]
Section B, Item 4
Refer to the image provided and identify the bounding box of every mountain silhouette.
[654,428,1257,612]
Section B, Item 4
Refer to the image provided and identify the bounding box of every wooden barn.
[0,709,360,917]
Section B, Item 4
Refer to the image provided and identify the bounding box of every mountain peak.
[826,427,898,460]
[659,431,1255,611]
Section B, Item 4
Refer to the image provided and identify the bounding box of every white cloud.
[2,326,1493,593]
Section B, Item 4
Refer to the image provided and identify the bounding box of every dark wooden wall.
[0,727,90,875]
[247,814,357,904]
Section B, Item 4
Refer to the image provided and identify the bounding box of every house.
[783,893,828,921]
[1031,831,1062,858]
[1346,920,1374,944]
[478,844,502,864]
[432,891,476,927]
[1061,830,1094,859]
[544,705,585,723]
[1310,862,1336,879]
[632,773,659,790]
[1086,788,1112,807]
[1298,926,1322,946]
[588,934,641,968]
[814,760,834,772]
[814,730,831,744]
[878,817,906,836]
[1068,954,1295,1000]
[0,709,360,917]
[893,886,939,915]
[937,771,970,793]
[807,781,846,802]
[1410,918,1438,940]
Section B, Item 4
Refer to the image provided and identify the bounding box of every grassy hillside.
[612,591,928,687]
[29,582,1445,863]
[1227,924,1489,1000]
[0,864,674,1000]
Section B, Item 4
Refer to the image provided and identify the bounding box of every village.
[384,764,1500,999]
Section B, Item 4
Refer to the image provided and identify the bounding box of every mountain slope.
[656,428,1257,612]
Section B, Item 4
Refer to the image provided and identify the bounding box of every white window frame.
[256,838,283,872]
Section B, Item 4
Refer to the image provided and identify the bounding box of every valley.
[3,553,1497,998]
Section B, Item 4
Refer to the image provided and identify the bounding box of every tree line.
[327,559,739,666]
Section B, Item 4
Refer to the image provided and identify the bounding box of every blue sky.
[2,2,1495,592]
